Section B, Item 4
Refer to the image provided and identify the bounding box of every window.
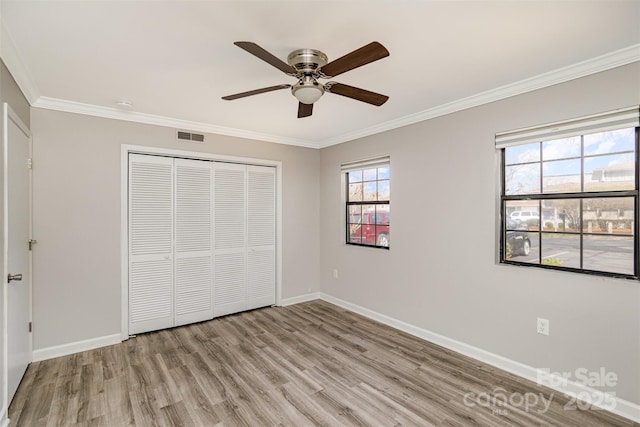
[343,156,390,248]
[497,107,640,278]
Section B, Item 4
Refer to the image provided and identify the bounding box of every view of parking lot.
[509,232,634,275]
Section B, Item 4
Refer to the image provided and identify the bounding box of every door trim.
[2,103,32,423]
[120,144,283,340]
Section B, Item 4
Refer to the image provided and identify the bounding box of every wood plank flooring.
[9,300,637,426]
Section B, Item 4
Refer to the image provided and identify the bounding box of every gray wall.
[0,58,30,421]
[30,108,320,349]
[319,63,640,404]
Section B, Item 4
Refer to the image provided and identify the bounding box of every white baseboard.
[32,333,122,362]
[0,410,8,427]
[280,292,320,307]
[318,292,640,424]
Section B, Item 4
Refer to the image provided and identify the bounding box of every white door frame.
[120,144,283,340]
[1,103,32,426]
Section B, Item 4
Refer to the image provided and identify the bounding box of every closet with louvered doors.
[128,154,276,335]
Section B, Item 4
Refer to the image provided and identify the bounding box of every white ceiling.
[1,1,639,148]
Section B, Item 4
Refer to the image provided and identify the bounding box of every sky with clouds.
[505,128,635,195]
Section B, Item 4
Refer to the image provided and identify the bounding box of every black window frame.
[345,165,390,250]
[500,126,640,279]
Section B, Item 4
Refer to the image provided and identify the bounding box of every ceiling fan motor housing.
[287,48,328,74]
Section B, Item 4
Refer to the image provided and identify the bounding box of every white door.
[174,158,213,326]
[213,162,246,317]
[246,165,276,310]
[3,103,32,403]
[128,154,174,334]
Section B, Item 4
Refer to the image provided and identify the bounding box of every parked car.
[506,219,531,256]
[349,206,389,247]
[510,210,539,226]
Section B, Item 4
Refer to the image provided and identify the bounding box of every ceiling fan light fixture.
[293,86,323,104]
[292,76,324,104]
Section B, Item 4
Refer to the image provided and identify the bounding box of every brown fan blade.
[234,41,295,75]
[320,42,389,78]
[326,83,389,106]
[222,84,291,100]
[298,102,313,118]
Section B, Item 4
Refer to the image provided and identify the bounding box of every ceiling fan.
[222,41,390,118]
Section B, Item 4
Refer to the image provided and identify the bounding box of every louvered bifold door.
[129,154,174,334]
[174,158,214,326]
[213,163,247,317]
[246,165,276,310]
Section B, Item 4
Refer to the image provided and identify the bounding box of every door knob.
[7,273,22,283]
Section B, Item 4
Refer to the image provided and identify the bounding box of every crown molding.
[0,19,40,103]
[317,43,640,148]
[32,97,320,149]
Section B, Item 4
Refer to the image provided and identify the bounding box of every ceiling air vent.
[176,130,205,143]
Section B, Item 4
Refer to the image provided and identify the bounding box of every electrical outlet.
[333,269,339,279]
[537,318,550,336]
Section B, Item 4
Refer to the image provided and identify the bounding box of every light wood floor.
[9,300,637,426]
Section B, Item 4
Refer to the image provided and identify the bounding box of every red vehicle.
[349,206,390,247]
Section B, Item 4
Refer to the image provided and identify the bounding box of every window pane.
[348,205,361,224]
[584,128,635,156]
[506,200,539,229]
[541,233,580,269]
[362,205,375,224]
[348,183,362,201]
[584,152,635,192]
[505,163,540,195]
[348,221,362,243]
[348,204,363,244]
[541,199,580,232]
[375,226,389,247]
[583,197,634,235]
[378,166,390,179]
[376,205,389,225]
[363,182,377,201]
[351,204,374,246]
[348,170,362,183]
[505,230,538,263]
[363,168,377,181]
[505,142,540,165]
[542,136,581,160]
[543,159,581,193]
[378,180,390,201]
[583,235,634,275]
